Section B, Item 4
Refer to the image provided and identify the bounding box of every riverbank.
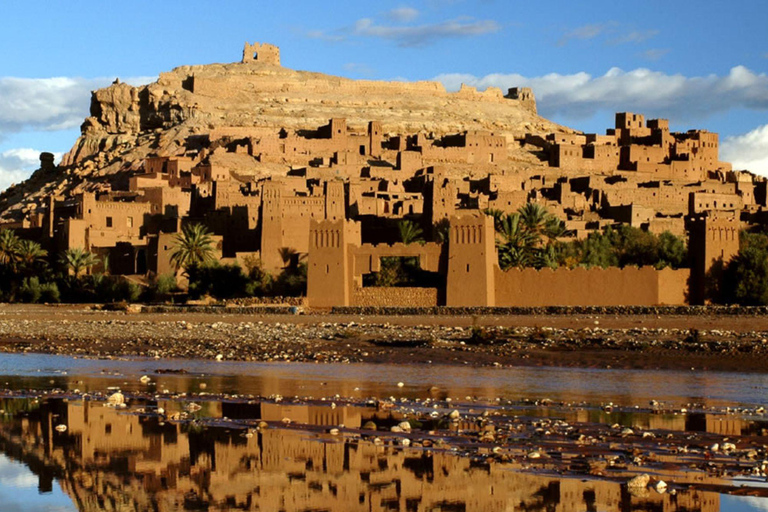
[0,304,767,372]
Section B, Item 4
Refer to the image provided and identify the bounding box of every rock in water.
[107,392,125,406]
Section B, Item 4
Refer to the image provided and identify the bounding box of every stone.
[107,392,125,406]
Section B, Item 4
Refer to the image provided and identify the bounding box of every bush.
[18,278,60,303]
[187,264,249,299]
[40,282,60,303]
[721,232,768,305]
[19,277,42,303]
[95,275,142,303]
[556,226,688,270]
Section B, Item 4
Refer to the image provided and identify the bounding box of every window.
[127,217,134,228]
[106,217,113,228]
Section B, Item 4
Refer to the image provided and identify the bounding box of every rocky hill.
[0,45,568,222]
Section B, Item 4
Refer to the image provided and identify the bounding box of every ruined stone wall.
[351,286,438,307]
[494,266,689,307]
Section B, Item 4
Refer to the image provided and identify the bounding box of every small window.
[466,264,470,273]
[106,217,113,228]
[127,217,134,228]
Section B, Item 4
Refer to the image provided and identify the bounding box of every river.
[1,353,768,511]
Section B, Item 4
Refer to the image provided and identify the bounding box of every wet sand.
[0,304,767,372]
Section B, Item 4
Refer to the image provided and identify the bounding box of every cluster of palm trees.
[485,203,567,270]
[0,229,105,278]
[0,229,49,276]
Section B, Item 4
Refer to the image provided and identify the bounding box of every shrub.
[19,277,42,303]
[187,264,249,299]
[18,278,60,303]
[95,275,142,303]
[39,282,60,303]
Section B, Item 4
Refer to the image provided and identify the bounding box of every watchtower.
[446,212,496,306]
[307,219,361,308]
[688,213,740,304]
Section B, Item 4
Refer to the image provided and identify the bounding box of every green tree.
[488,205,565,270]
[397,219,424,245]
[518,203,550,240]
[0,229,20,269]
[60,247,100,278]
[495,213,535,269]
[170,224,216,272]
[16,239,47,275]
[657,231,688,269]
[722,232,768,305]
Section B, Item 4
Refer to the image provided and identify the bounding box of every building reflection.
[0,398,728,512]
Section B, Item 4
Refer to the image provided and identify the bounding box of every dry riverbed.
[0,304,767,372]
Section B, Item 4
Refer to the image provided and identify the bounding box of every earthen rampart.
[494,266,689,307]
[351,286,438,307]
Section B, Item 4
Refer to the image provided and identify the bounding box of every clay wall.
[139,186,191,218]
[494,266,689,306]
[351,286,438,307]
[647,217,686,237]
[77,193,151,249]
[351,242,442,277]
[601,186,690,215]
[689,192,743,215]
[616,112,646,130]
[488,190,529,213]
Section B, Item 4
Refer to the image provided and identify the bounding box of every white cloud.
[722,124,768,175]
[0,148,63,192]
[386,7,419,23]
[640,48,670,61]
[433,65,768,122]
[558,22,658,47]
[558,23,615,45]
[305,29,346,43]
[0,456,38,488]
[609,29,659,45]
[353,16,499,47]
[0,75,154,139]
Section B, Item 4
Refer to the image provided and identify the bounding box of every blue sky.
[0,0,766,190]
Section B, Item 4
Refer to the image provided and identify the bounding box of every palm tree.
[60,247,100,277]
[483,208,506,232]
[518,203,550,240]
[170,223,216,272]
[495,213,535,270]
[0,229,20,269]
[397,219,424,245]
[16,239,47,275]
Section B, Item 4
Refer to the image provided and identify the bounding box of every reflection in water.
[3,353,768,407]
[0,396,756,512]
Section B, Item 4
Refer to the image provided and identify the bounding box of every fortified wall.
[308,214,691,308]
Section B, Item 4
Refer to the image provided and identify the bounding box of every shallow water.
[2,353,768,511]
[2,353,768,407]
